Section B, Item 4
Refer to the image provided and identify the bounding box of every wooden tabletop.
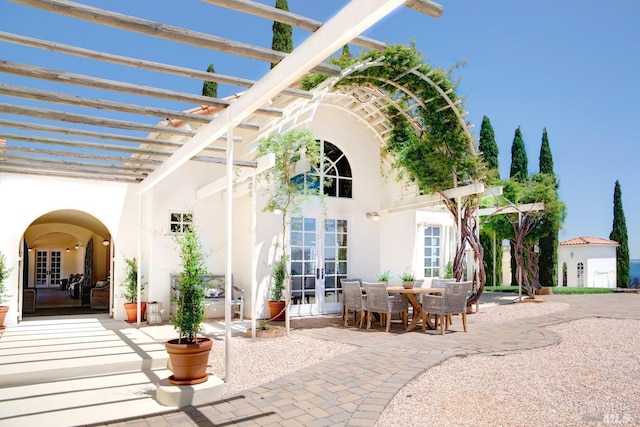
[385,287,443,294]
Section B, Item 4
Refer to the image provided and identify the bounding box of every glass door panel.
[289,216,349,315]
[35,250,62,288]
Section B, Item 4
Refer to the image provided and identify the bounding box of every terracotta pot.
[165,337,212,385]
[268,300,286,321]
[124,302,147,323]
[0,305,8,331]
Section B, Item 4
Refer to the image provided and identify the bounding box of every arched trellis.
[250,45,488,308]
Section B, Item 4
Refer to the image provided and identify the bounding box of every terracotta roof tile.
[559,236,619,246]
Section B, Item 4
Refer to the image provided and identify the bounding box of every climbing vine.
[303,44,489,306]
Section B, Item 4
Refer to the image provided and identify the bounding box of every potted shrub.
[165,228,212,385]
[119,257,146,323]
[401,272,415,289]
[0,251,12,332]
[256,129,321,323]
[268,256,287,321]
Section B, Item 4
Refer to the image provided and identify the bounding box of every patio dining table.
[386,287,444,332]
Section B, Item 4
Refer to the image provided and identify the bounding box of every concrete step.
[0,316,168,387]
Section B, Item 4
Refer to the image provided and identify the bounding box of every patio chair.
[341,280,367,328]
[421,281,471,335]
[363,281,408,332]
[339,278,361,320]
[431,278,455,288]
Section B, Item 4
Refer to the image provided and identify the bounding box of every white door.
[289,216,349,316]
[35,250,62,288]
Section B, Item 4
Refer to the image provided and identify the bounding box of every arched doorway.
[22,210,112,317]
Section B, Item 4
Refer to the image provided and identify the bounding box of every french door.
[289,216,349,316]
[35,250,62,288]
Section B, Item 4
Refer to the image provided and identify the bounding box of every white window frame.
[169,211,194,234]
[423,225,442,278]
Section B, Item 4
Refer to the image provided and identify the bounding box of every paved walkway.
[0,293,638,426]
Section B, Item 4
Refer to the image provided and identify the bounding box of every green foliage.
[202,63,218,98]
[610,180,629,288]
[539,128,554,174]
[256,129,321,301]
[509,127,528,182]
[270,257,287,301]
[340,44,351,61]
[377,270,391,282]
[171,229,209,344]
[479,115,499,180]
[300,73,329,91]
[486,286,612,295]
[346,44,484,191]
[444,260,453,279]
[256,129,321,218]
[401,272,415,282]
[537,128,558,286]
[0,252,12,304]
[480,231,501,287]
[119,256,144,303]
[271,0,292,69]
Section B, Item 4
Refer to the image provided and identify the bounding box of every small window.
[423,226,441,278]
[577,262,584,287]
[170,212,193,234]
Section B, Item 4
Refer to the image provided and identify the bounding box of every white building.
[557,237,618,288]
[0,1,478,328]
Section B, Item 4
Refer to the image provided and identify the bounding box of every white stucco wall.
[0,174,130,326]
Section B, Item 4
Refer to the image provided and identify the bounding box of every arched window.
[577,262,584,287]
[296,140,353,198]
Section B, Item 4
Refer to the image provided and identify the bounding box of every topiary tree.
[171,228,210,344]
[610,180,629,288]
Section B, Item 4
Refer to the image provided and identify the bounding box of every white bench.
[170,274,244,320]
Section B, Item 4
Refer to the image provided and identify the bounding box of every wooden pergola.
[2,0,446,383]
[1,0,443,185]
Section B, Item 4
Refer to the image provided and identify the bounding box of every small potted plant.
[268,256,287,321]
[120,256,146,323]
[165,228,212,385]
[401,272,415,289]
[0,251,12,332]
[377,270,390,285]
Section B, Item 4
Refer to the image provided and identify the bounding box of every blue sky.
[2,0,639,257]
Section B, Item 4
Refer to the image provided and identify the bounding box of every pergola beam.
[10,0,341,76]
[0,31,312,99]
[140,0,413,194]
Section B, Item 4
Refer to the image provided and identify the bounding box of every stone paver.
[2,293,638,426]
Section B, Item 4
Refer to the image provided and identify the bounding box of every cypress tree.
[610,180,629,288]
[202,63,218,98]
[479,115,499,174]
[509,127,528,182]
[538,128,558,286]
[509,127,528,285]
[340,44,352,61]
[479,115,501,286]
[271,0,293,69]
